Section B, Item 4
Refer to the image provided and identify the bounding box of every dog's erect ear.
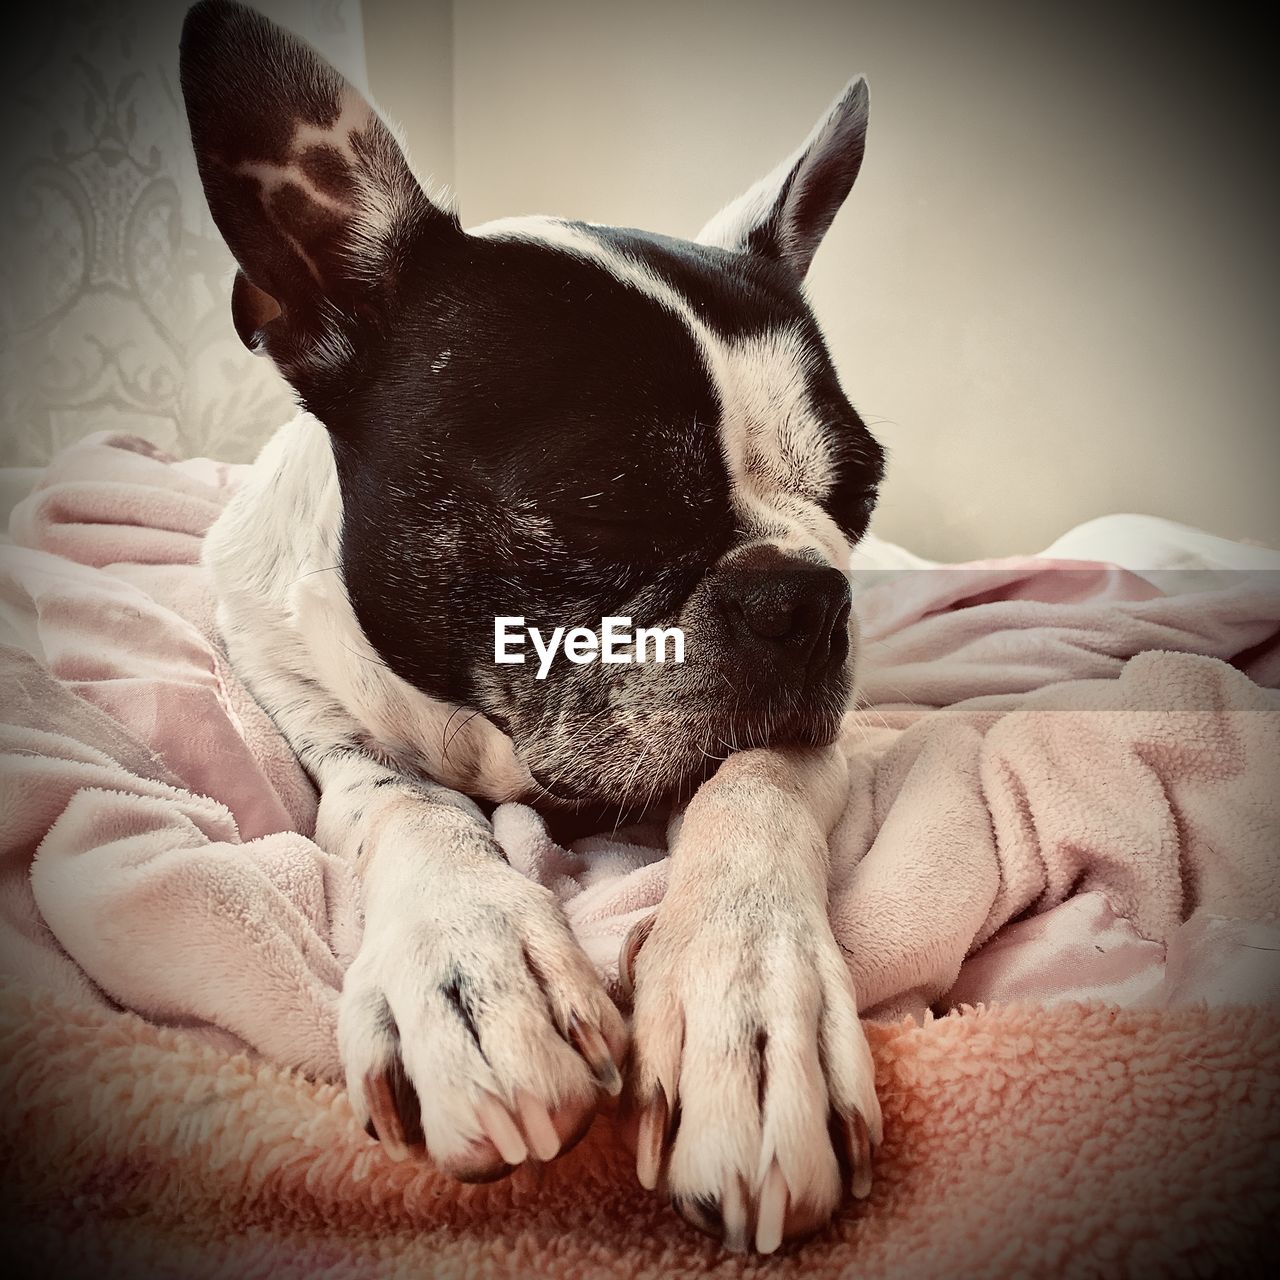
[180,0,457,386]
[697,77,869,279]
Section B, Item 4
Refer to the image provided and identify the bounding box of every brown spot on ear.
[269,183,347,250]
[299,144,358,200]
[182,1,343,160]
[231,270,282,351]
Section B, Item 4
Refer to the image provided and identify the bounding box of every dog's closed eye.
[555,512,681,559]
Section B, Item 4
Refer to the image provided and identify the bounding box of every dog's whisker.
[443,710,483,761]
[440,705,466,761]
[611,747,648,837]
[336,640,394,672]
[288,563,342,588]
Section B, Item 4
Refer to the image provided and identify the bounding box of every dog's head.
[182,0,885,816]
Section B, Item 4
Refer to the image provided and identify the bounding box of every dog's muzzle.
[707,545,852,737]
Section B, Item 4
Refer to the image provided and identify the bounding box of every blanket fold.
[1,430,1278,1274]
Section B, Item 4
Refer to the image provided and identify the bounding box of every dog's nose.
[713,547,851,673]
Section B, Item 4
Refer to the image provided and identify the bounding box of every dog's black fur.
[181,0,882,811]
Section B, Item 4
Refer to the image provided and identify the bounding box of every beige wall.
[369,0,1278,560]
[364,0,455,194]
[0,0,370,468]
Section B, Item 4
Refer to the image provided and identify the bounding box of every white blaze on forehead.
[467,215,852,567]
[711,330,847,559]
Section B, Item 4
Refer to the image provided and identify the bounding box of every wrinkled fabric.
[0,430,1277,1083]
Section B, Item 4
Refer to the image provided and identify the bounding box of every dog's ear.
[697,77,869,279]
[180,0,457,390]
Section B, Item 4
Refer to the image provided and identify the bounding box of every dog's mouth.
[524,771,591,807]
[522,697,845,824]
[527,746,724,812]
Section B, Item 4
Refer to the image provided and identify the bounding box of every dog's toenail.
[569,1013,622,1096]
[635,1086,669,1190]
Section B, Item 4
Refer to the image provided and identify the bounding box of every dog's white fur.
[205,227,881,1231]
[636,745,881,1247]
[198,25,879,1244]
[472,216,854,567]
[207,426,622,1175]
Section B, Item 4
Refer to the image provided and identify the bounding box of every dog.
[180,0,886,1253]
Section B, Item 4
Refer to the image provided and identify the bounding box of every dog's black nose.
[713,547,851,674]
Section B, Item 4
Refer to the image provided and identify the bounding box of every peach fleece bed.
[1,431,1278,1276]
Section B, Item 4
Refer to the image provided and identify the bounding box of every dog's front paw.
[622,900,882,1253]
[339,863,626,1181]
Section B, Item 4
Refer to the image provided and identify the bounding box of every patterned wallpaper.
[0,0,367,467]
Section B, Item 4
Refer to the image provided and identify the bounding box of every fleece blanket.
[1,429,1278,1274]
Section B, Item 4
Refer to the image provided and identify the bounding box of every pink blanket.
[1,431,1278,1084]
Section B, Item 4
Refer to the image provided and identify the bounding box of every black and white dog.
[181,0,886,1252]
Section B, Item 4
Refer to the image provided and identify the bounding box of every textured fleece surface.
[1,985,1276,1278]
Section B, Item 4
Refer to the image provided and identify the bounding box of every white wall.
[371,0,1278,560]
